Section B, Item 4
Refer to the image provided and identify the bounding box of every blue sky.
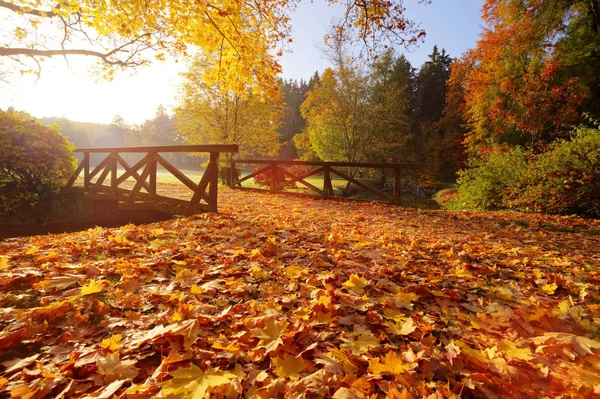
[280,0,485,80]
[0,0,486,124]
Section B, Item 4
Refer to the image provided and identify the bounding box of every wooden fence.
[226,159,419,205]
[65,145,238,214]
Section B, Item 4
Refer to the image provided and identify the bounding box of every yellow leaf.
[0,256,9,270]
[285,265,304,279]
[454,265,473,278]
[190,284,203,294]
[81,279,104,296]
[368,351,410,376]
[152,228,165,236]
[497,339,533,361]
[541,282,558,295]
[387,317,416,336]
[161,364,238,399]
[96,352,138,383]
[383,308,406,322]
[249,266,269,280]
[272,353,306,380]
[250,318,289,353]
[100,334,123,351]
[25,246,39,255]
[343,274,369,294]
[341,331,381,354]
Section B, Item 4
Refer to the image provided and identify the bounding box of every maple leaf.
[249,266,269,279]
[81,279,104,296]
[0,256,9,270]
[368,351,410,376]
[490,357,517,377]
[497,339,533,361]
[100,334,123,351]
[333,387,366,399]
[190,284,203,294]
[383,308,407,322]
[446,341,461,365]
[343,274,369,294]
[160,363,239,399]
[34,274,81,293]
[96,352,139,383]
[271,353,306,380]
[572,336,600,356]
[250,318,289,353]
[341,330,381,354]
[387,317,416,336]
[541,282,558,295]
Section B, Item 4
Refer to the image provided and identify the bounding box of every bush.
[450,125,600,217]
[452,147,528,210]
[0,110,76,216]
[511,125,600,216]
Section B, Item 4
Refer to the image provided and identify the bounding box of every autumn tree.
[462,0,597,154]
[1,0,428,95]
[175,55,283,162]
[300,34,373,163]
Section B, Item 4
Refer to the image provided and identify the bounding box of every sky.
[0,0,485,125]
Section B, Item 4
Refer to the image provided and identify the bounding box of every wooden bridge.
[227,159,419,205]
[65,145,238,215]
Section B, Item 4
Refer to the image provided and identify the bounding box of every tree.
[414,45,452,125]
[462,0,596,154]
[0,109,76,215]
[139,105,180,146]
[300,34,373,163]
[1,0,428,94]
[278,79,311,159]
[174,55,283,162]
[367,50,414,164]
[104,115,135,147]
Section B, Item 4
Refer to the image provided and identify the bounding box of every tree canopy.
[0,0,429,94]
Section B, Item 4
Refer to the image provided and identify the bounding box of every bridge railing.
[226,159,419,205]
[66,145,238,214]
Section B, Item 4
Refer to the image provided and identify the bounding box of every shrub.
[511,125,600,216]
[452,147,528,210]
[0,110,76,216]
[450,125,600,217]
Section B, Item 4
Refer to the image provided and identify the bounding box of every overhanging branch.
[0,47,139,66]
[0,0,56,17]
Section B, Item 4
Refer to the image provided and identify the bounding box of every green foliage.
[453,146,528,211]
[451,125,600,217]
[0,109,76,216]
[510,125,600,216]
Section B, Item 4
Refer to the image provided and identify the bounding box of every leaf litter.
[0,187,599,398]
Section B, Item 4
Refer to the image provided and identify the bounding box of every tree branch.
[0,0,56,17]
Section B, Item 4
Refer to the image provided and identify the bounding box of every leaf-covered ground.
[1,187,599,398]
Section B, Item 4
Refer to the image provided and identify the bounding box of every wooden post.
[111,153,117,189]
[229,160,236,188]
[393,167,402,206]
[323,165,334,198]
[208,152,219,212]
[83,152,90,189]
[270,163,277,192]
[149,152,157,199]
